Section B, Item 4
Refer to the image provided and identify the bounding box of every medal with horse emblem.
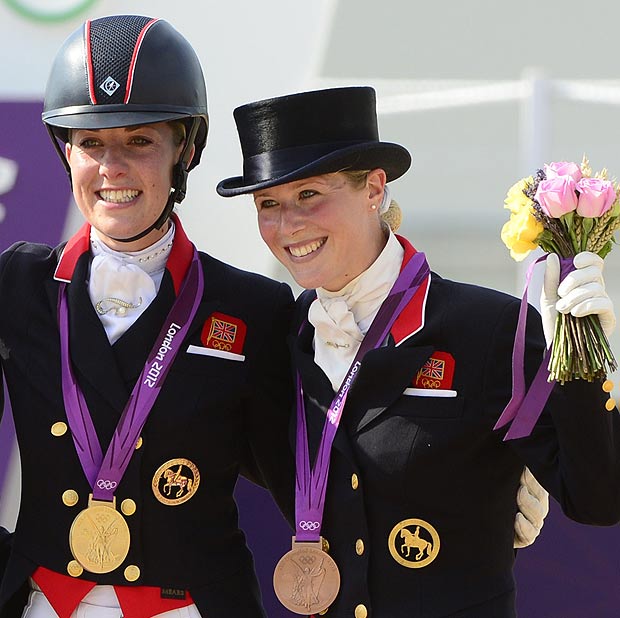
[273,538,340,615]
[152,458,200,505]
[388,518,440,568]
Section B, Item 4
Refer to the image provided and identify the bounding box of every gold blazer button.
[355,604,368,618]
[135,436,143,450]
[355,539,365,555]
[124,565,140,582]
[67,560,83,578]
[51,422,67,437]
[121,499,137,516]
[62,489,79,507]
[351,474,359,490]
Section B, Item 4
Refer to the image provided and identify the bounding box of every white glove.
[541,251,616,348]
[514,467,549,549]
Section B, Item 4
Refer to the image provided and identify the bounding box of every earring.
[370,204,377,210]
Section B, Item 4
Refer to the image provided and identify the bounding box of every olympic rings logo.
[420,378,441,389]
[212,340,233,351]
[298,520,320,531]
[299,555,316,565]
[96,479,118,490]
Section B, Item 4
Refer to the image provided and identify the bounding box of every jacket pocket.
[393,395,465,420]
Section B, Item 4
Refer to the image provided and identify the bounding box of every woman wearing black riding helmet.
[0,15,294,618]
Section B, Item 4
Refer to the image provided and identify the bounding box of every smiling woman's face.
[65,122,184,251]
[254,170,387,291]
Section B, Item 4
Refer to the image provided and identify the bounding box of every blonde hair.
[339,169,402,232]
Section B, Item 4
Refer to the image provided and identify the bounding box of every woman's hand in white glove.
[540,251,616,348]
[514,467,549,549]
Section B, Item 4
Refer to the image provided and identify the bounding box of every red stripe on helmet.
[124,18,160,104]
[85,20,97,104]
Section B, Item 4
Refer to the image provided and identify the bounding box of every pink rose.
[543,161,582,182]
[576,177,616,217]
[535,176,578,218]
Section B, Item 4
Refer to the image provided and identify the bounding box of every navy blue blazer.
[0,220,295,618]
[291,238,620,618]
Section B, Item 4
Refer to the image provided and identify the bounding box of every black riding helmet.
[42,15,209,243]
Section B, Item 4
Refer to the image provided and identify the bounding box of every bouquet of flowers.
[501,157,619,385]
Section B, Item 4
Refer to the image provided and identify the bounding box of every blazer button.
[124,565,140,582]
[51,422,67,437]
[355,539,365,556]
[135,436,143,450]
[121,499,137,516]
[351,474,359,490]
[67,560,83,578]
[62,489,79,507]
[355,604,368,618]
[321,537,330,553]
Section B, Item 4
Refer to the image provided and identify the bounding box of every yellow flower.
[501,205,544,261]
[504,176,534,214]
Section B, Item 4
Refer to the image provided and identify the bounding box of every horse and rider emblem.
[388,518,440,568]
[152,458,200,506]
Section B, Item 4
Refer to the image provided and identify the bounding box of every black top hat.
[216,86,411,197]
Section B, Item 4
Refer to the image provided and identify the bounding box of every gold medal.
[273,538,340,615]
[69,495,130,574]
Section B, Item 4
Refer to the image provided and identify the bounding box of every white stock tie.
[88,254,157,344]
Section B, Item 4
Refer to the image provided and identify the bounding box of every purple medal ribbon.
[295,251,430,542]
[494,254,575,440]
[58,249,204,501]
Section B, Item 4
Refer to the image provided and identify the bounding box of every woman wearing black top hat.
[217,86,620,617]
[0,15,294,618]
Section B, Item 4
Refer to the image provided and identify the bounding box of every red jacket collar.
[54,214,195,295]
[390,234,431,346]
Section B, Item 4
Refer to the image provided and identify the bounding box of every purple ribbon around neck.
[494,254,575,440]
[295,251,430,541]
[58,249,204,502]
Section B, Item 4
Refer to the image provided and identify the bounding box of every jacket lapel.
[291,324,356,464]
[347,342,435,433]
[67,253,130,415]
[346,237,433,432]
[292,238,437,449]
[55,214,208,418]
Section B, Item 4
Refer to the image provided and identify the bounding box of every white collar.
[315,230,404,333]
[89,220,176,276]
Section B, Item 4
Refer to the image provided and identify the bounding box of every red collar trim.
[390,235,431,346]
[54,214,195,295]
[166,214,195,295]
[54,222,91,282]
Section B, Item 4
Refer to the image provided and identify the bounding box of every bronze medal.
[69,495,130,574]
[273,538,340,615]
